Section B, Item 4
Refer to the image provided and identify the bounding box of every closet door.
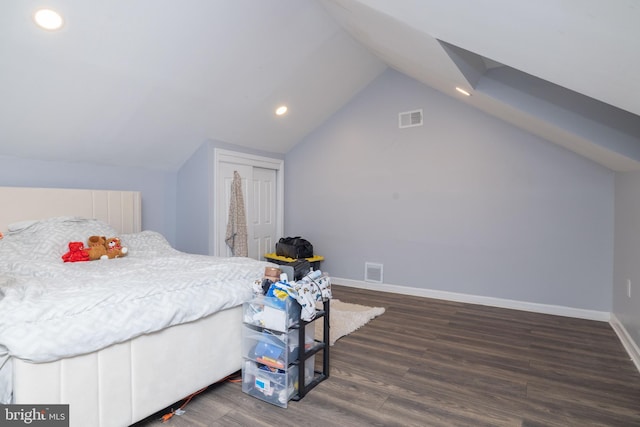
[216,163,277,260]
[217,162,251,258]
[249,167,277,260]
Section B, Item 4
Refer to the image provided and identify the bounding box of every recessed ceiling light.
[455,87,471,96]
[34,9,64,31]
[275,105,288,116]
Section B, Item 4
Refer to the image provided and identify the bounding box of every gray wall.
[285,69,614,311]
[176,143,211,254]
[613,171,640,346]
[0,155,177,244]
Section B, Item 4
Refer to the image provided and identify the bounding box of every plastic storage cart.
[242,295,330,407]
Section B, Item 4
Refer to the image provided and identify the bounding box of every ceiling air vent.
[398,109,423,128]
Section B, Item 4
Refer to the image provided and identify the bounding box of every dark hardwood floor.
[134,285,640,427]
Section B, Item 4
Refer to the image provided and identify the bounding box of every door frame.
[211,148,284,256]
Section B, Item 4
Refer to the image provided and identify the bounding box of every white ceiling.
[2,0,639,172]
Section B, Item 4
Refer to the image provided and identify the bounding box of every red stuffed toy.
[62,241,90,263]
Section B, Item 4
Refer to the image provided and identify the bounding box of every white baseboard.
[333,277,611,322]
[609,314,640,373]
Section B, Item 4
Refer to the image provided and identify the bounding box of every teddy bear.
[105,237,128,259]
[86,235,108,260]
[62,241,90,262]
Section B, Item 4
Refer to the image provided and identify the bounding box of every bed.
[0,186,272,427]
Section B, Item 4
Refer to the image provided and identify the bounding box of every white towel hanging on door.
[225,171,248,257]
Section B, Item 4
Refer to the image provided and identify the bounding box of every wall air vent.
[365,262,383,284]
[398,109,423,128]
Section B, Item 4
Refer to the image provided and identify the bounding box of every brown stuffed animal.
[87,235,108,260]
[105,237,128,259]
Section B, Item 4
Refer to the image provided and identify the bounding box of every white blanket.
[0,218,271,403]
[0,250,264,362]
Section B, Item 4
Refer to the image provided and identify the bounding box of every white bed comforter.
[0,249,264,362]
[0,219,270,403]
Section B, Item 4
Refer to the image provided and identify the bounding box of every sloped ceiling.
[321,0,640,171]
[0,0,386,171]
[1,0,639,172]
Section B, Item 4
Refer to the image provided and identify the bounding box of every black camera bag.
[276,236,313,259]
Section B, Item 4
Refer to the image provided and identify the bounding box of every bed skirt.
[12,306,243,427]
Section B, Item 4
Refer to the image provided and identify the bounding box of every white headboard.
[0,187,142,234]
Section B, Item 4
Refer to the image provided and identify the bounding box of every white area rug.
[315,299,385,345]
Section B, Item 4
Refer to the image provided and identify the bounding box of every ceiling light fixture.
[34,9,64,31]
[455,87,471,96]
[275,105,288,116]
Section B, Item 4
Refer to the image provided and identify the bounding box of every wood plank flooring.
[133,285,640,427]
